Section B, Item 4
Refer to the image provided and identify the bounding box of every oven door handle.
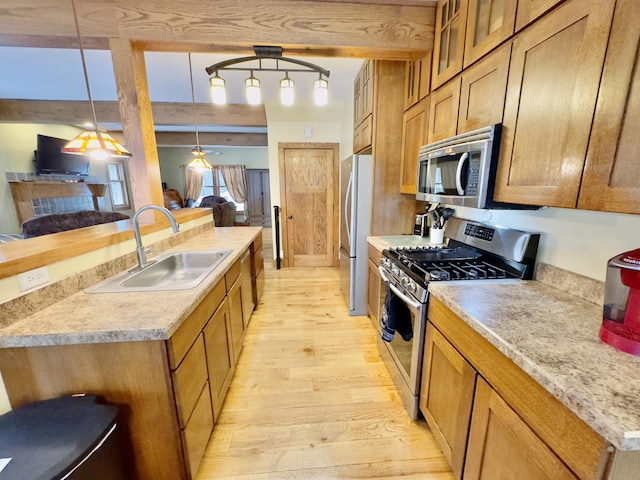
[378,266,423,311]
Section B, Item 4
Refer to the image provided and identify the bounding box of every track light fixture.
[206,46,330,107]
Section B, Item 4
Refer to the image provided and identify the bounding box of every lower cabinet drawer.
[181,381,214,478]
[172,333,208,428]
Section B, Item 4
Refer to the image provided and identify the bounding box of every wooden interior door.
[278,143,338,268]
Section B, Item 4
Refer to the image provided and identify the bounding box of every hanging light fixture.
[63,0,131,160]
[244,71,262,106]
[209,73,227,105]
[205,46,330,107]
[186,53,213,171]
[313,75,329,106]
[280,72,295,106]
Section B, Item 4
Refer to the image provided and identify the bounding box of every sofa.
[21,211,130,238]
[199,196,236,227]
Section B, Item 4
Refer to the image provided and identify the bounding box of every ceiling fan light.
[187,153,213,171]
[245,74,261,105]
[209,74,227,105]
[280,74,295,106]
[314,77,329,106]
[63,129,132,159]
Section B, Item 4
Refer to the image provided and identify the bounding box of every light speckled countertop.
[429,281,640,451]
[0,227,261,347]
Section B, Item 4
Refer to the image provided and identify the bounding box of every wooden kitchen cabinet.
[404,52,431,110]
[420,322,476,480]
[181,382,214,478]
[432,0,469,90]
[226,258,245,364]
[578,0,640,215]
[515,0,565,32]
[400,97,429,194]
[428,42,510,142]
[457,42,510,134]
[353,59,374,153]
[240,248,255,327]
[464,377,577,480]
[366,244,383,329]
[493,0,615,208]
[204,296,234,422]
[427,297,610,480]
[464,0,516,68]
[428,76,461,143]
[252,234,265,304]
[171,334,209,428]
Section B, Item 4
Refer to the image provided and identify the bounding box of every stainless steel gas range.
[377,217,540,418]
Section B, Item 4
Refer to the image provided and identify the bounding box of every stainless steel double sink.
[86,250,232,293]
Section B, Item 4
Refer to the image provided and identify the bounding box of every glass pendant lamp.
[209,73,227,105]
[245,73,261,105]
[280,73,295,106]
[63,0,131,160]
[186,53,213,171]
[314,76,329,106]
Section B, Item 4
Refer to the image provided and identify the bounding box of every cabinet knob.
[287,215,293,220]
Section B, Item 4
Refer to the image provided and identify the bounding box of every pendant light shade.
[245,74,262,105]
[280,73,295,106]
[314,76,329,106]
[187,151,213,171]
[64,129,131,160]
[62,0,131,159]
[186,53,212,172]
[209,74,227,105]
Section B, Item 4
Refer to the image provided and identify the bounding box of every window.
[197,167,245,213]
[107,160,130,210]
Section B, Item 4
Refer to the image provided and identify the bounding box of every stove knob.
[381,258,389,268]
[391,265,400,275]
[407,282,417,293]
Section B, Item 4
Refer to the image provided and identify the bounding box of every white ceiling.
[0,47,364,131]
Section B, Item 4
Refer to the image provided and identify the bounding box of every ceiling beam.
[0,0,435,59]
[155,131,268,147]
[0,100,267,128]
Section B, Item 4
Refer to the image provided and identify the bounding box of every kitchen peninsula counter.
[0,226,262,348]
[428,279,640,453]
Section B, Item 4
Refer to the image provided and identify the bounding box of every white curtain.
[183,166,205,204]
[220,165,247,203]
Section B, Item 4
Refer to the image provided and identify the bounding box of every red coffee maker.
[600,248,640,355]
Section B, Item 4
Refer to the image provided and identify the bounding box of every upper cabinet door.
[432,0,469,90]
[428,76,461,144]
[458,42,511,134]
[515,0,565,32]
[493,0,615,208]
[400,97,429,194]
[578,0,640,214]
[464,0,516,68]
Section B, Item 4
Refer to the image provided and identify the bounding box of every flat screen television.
[35,134,90,176]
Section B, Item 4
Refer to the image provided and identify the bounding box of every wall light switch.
[18,266,50,291]
[304,126,312,138]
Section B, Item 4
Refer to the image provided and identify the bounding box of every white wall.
[0,123,118,234]
[265,101,353,259]
[157,145,269,198]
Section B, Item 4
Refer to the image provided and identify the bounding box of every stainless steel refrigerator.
[340,154,373,315]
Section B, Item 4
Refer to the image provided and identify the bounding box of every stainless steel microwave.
[416,124,501,208]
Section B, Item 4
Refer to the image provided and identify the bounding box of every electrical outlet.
[18,266,50,291]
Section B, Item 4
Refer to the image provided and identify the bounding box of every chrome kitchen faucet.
[132,205,180,271]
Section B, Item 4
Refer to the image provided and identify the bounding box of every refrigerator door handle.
[344,171,353,248]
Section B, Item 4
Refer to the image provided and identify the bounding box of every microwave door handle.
[456,152,469,195]
[344,171,354,246]
[378,266,422,310]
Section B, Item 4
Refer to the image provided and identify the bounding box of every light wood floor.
[195,230,454,479]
